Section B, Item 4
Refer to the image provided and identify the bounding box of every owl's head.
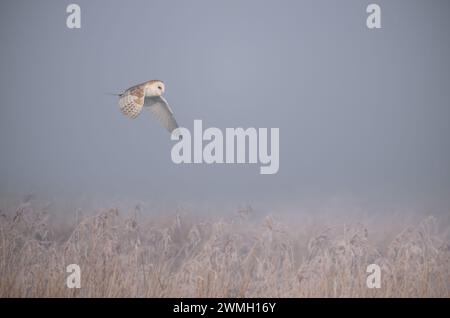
[145,80,165,96]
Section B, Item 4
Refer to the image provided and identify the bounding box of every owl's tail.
[105,92,123,97]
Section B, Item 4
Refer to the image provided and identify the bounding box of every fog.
[1,0,450,209]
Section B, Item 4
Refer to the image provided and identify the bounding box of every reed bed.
[0,199,449,297]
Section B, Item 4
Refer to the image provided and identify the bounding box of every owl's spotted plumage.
[119,86,145,119]
[118,80,179,135]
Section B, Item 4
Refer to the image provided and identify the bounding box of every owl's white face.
[145,81,165,96]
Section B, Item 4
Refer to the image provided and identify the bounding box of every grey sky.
[0,0,449,204]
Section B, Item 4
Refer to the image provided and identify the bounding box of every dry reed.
[0,199,449,297]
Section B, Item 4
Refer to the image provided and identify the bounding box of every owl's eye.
[158,86,162,90]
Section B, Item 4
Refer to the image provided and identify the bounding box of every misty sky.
[0,0,449,204]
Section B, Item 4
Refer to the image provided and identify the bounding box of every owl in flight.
[117,80,179,135]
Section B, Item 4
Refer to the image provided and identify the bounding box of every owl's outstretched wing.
[144,96,179,134]
[118,84,146,119]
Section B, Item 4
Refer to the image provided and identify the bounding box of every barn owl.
[118,80,179,135]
